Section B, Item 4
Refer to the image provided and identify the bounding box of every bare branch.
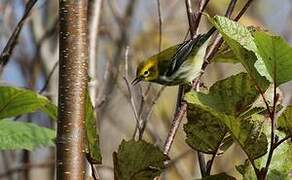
[139,86,166,140]
[89,162,100,180]
[39,61,59,94]
[163,103,187,155]
[156,0,162,52]
[225,0,237,18]
[88,0,103,107]
[0,0,37,74]
[234,0,254,21]
[193,0,210,34]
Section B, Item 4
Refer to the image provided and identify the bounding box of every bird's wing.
[165,27,217,76]
[166,35,202,76]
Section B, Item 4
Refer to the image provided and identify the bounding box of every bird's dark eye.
[144,70,149,76]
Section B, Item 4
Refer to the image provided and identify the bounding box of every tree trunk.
[57,0,88,179]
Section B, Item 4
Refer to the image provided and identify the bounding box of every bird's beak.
[131,77,142,86]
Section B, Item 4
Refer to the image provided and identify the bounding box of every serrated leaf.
[184,104,228,154]
[186,73,261,116]
[253,32,292,85]
[208,15,269,90]
[210,16,257,52]
[222,114,268,160]
[196,173,236,180]
[85,93,102,164]
[0,86,57,120]
[184,74,268,160]
[0,120,55,150]
[185,94,268,160]
[113,140,168,180]
[277,105,292,136]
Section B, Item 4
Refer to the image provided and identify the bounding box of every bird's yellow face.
[132,58,159,85]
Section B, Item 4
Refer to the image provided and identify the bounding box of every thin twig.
[225,0,237,18]
[88,0,103,111]
[193,0,210,35]
[185,0,210,37]
[156,0,162,52]
[185,0,196,37]
[39,61,59,94]
[139,86,166,140]
[163,102,187,155]
[0,0,37,74]
[143,84,152,97]
[234,0,254,21]
[273,135,292,149]
[123,47,141,138]
[264,61,278,177]
[90,163,100,180]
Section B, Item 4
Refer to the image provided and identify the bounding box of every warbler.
[132,28,216,86]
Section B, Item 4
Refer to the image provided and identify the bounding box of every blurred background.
[0,0,291,179]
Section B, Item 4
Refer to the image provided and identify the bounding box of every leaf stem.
[264,60,278,179]
[206,152,216,175]
[273,135,292,149]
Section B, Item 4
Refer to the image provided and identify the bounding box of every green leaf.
[210,16,257,52]
[85,93,102,164]
[0,120,55,150]
[236,159,257,180]
[113,140,168,180]
[185,95,268,160]
[184,74,268,160]
[268,169,288,180]
[249,130,292,180]
[268,141,292,180]
[208,15,269,90]
[212,43,240,64]
[223,114,268,160]
[0,86,57,120]
[39,101,58,120]
[253,32,292,85]
[186,73,261,116]
[277,105,292,136]
[184,104,228,154]
[196,173,236,180]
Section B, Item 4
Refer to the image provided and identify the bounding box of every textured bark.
[57,0,88,179]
